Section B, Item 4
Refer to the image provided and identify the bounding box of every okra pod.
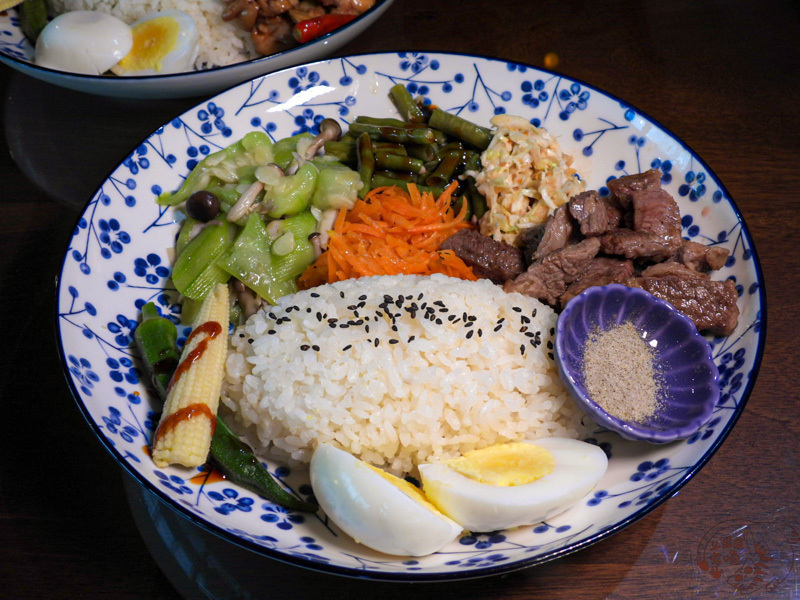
[134,302,179,402]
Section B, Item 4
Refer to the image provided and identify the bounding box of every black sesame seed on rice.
[300,344,310,351]
[494,324,503,332]
[389,339,399,344]
[466,330,474,339]
[310,292,320,297]
[342,344,352,351]
[312,345,320,351]
[268,329,276,335]
[513,306,522,313]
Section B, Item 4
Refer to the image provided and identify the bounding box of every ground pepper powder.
[582,322,663,423]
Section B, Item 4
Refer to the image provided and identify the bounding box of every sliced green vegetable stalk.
[272,132,313,171]
[211,416,317,512]
[18,0,48,42]
[271,211,317,282]
[266,163,318,218]
[133,307,315,511]
[311,161,362,209]
[134,302,180,401]
[172,222,236,301]
[157,132,273,207]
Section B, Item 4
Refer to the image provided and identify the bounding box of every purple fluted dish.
[555,284,719,444]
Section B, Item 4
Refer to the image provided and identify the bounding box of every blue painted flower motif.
[293,108,323,134]
[133,253,170,284]
[521,79,549,108]
[107,271,127,291]
[107,314,137,346]
[459,532,507,549]
[102,406,140,443]
[67,355,100,395]
[687,417,721,444]
[717,348,746,406]
[123,143,150,175]
[107,356,141,384]
[447,553,509,569]
[155,471,193,495]
[135,293,182,325]
[198,102,231,137]
[649,158,673,184]
[98,218,131,258]
[583,437,613,459]
[558,83,590,120]
[261,504,305,530]
[208,488,255,515]
[630,458,670,482]
[398,52,428,74]
[678,170,708,201]
[288,66,321,92]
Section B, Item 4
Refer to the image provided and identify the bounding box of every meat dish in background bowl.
[55,51,765,580]
[0,0,394,98]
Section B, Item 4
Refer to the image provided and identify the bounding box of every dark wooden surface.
[2,1,799,598]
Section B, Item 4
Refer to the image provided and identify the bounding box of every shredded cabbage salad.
[474,114,584,245]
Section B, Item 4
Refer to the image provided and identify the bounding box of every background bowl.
[0,1,394,98]
[555,284,719,444]
[56,51,765,580]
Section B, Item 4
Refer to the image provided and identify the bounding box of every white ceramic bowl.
[56,51,765,580]
[0,2,394,98]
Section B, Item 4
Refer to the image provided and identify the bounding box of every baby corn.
[152,283,229,468]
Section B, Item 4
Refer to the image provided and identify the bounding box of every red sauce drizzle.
[166,321,222,393]
[154,403,217,447]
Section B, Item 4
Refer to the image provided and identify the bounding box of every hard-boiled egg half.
[418,438,608,532]
[35,11,133,75]
[111,11,199,76]
[310,443,463,556]
[34,10,199,76]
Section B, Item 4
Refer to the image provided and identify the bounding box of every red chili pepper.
[292,14,358,44]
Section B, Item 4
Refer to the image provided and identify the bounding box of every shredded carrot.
[298,182,477,289]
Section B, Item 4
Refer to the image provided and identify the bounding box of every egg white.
[35,11,133,75]
[418,437,608,532]
[309,443,463,556]
[111,11,199,76]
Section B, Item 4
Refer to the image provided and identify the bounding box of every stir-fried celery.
[172,222,236,300]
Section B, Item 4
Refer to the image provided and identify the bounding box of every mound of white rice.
[221,274,587,475]
[48,0,258,69]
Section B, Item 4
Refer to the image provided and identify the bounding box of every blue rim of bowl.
[554,284,720,444]
[0,0,394,82]
[53,50,768,582]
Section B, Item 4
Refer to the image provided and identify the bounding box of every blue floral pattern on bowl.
[56,52,765,581]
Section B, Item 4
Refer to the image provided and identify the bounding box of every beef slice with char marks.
[568,190,625,237]
[530,205,576,261]
[640,261,709,279]
[600,189,682,261]
[561,258,635,307]
[504,237,601,306]
[440,228,525,284]
[624,276,739,336]
[607,168,663,210]
[674,239,730,272]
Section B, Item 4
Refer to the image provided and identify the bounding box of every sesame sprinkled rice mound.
[221,274,586,475]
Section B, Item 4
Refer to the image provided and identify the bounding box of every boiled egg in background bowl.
[111,11,199,76]
[419,438,608,533]
[34,10,133,75]
[309,443,463,557]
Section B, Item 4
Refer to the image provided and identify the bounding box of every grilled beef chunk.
[625,276,739,336]
[440,228,525,284]
[504,237,601,305]
[561,258,635,306]
[518,224,546,265]
[599,189,681,261]
[674,239,730,272]
[568,190,624,237]
[531,205,576,261]
[641,261,709,279]
[607,169,663,209]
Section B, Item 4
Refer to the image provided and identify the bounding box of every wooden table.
[1,1,798,598]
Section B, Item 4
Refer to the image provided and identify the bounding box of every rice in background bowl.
[48,0,258,69]
[221,274,587,475]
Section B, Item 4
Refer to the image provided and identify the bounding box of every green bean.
[357,133,374,199]
[348,122,439,145]
[428,108,493,150]
[210,416,317,512]
[452,194,474,221]
[406,143,438,162]
[374,151,425,174]
[374,142,407,155]
[425,154,461,188]
[389,83,427,123]
[355,116,429,129]
[371,174,444,196]
[374,169,415,182]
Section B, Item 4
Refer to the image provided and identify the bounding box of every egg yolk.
[364,463,443,513]
[116,16,179,73]
[444,442,555,486]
